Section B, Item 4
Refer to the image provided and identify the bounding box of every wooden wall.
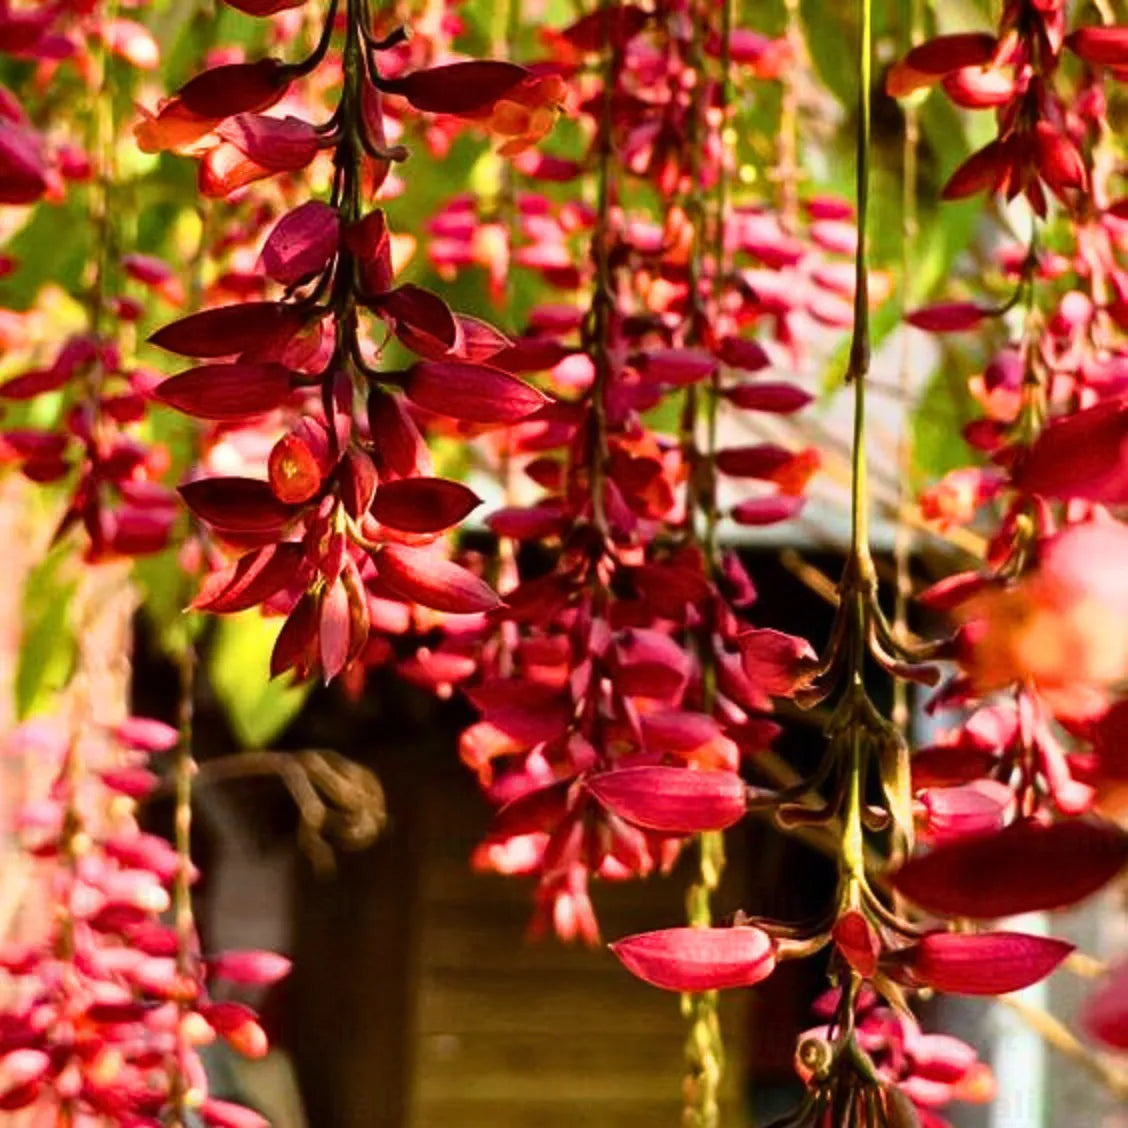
[407,758,753,1128]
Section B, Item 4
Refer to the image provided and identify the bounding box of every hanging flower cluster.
[599,0,1128,1120]
[0,717,287,1126]
[890,1,1128,1062]
[440,0,828,952]
[143,0,566,685]
[0,2,175,562]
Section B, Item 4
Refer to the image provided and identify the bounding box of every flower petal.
[611,926,776,991]
[892,819,1128,919]
[587,766,748,833]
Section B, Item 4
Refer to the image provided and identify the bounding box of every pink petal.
[611,926,776,991]
[587,766,748,832]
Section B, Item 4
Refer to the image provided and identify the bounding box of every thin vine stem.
[846,0,872,570]
[891,0,925,736]
[584,0,620,540]
[776,0,803,229]
[681,2,734,1123]
[168,631,198,1127]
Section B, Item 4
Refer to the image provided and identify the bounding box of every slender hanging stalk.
[681,2,733,1124]
[168,636,198,1126]
[487,0,521,677]
[776,0,803,230]
[846,0,872,559]
[828,0,876,1016]
[891,0,925,737]
[585,0,620,539]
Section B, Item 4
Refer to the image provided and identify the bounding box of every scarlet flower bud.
[381,60,532,115]
[730,495,805,525]
[209,950,292,985]
[634,348,718,386]
[122,253,184,304]
[99,766,161,799]
[180,476,299,534]
[917,570,990,611]
[404,360,548,424]
[271,591,319,679]
[892,819,1128,918]
[610,925,777,991]
[832,910,881,978]
[104,832,182,882]
[261,201,340,286]
[191,543,306,614]
[221,0,304,14]
[150,300,305,358]
[0,366,71,400]
[717,444,819,494]
[338,449,379,519]
[738,628,818,698]
[319,577,352,682]
[804,195,854,221]
[101,869,171,914]
[370,477,482,535]
[1034,122,1087,198]
[901,931,1074,996]
[809,219,857,255]
[586,766,748,833]
[0,123,48,205]
[345,209,396,296]
[1067,25,1128,67]
[155,362,295,420]
[367,389,432,479]
[202,1002,269,1058]
[905,302,989,332]
[377,544,502,614]
[372,284,462,358]
[918,781,1014,843]
[886,33,997,98]
[177,58,291,119]
[942,139,1011,200]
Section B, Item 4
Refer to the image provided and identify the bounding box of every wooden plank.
[413,1029,750,1103]
[414,1098,699,1128]
[417,906,702,972]
[415,969,682,1036]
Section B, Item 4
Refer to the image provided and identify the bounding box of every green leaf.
[209,612,312,747]
[16,544,78,719]
[911,352,978,481]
